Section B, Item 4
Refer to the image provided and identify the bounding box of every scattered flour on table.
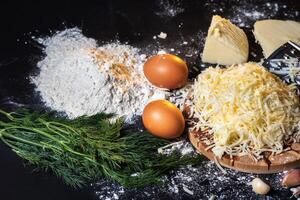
[93,158,286,199]
[204,1,299,28]
[31,28,167,123]
[168,83,192,111]
[158,140,196,156]
[229,2,299,28]
[155,0,184,18]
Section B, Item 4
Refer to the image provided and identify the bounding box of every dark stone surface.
[0,0,299,199]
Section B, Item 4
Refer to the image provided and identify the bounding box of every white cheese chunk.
[202,15,249,65]
[254,19,300,57]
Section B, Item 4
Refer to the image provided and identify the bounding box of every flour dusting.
[155,0,184,18]
[204,1,299,28]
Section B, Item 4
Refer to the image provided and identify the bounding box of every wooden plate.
[184,99,300,174]
[189,129,300,174]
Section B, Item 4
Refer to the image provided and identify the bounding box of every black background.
[0,0,299,200]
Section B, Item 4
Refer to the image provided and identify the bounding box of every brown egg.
[143,54,188,89]
[142,100,185,139]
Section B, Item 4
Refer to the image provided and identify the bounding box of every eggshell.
[142,100,185,139]
[143,54,188,89]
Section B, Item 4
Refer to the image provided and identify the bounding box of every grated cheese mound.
[192,62,300,159]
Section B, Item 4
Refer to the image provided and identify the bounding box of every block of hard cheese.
[254,19,300,57]
[202,15,249,65]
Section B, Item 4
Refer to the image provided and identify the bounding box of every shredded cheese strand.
[193,63,300,158]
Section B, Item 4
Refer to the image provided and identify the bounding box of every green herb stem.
[0,108,202,188]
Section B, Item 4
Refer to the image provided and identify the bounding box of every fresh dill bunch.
[0,109,202,188]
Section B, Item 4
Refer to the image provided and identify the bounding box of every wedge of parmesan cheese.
[202,15,249,65]
[254,19,300,57]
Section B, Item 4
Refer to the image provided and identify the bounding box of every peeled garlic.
[291,186,300,198]
[250,178,270,195]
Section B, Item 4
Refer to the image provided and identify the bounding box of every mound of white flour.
[32,28,167,122]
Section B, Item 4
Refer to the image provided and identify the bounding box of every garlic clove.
[282,169,300,188]
[251,178,270,195]
[291,186,300,198]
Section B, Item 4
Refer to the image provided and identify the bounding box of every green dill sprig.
[0,109,202,188]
